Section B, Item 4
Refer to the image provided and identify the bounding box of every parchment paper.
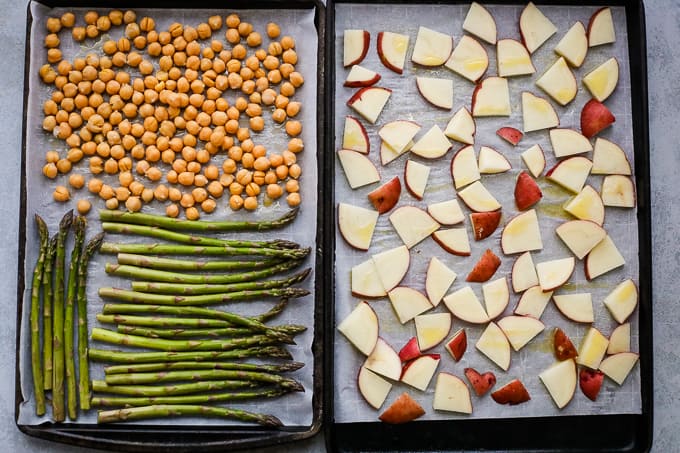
[334,3,641,422]
[19,3,318,427]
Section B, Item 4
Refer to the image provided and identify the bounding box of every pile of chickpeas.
[39,9,305,219]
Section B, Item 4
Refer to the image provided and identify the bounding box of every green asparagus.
[97,287,309,306]
[116,325,257,339]
[97,404,282,426]
[77,232,104,411]
[104,360,304,375]
[101,299,290,325]
[91,379,259,396]
[115,324,305,339]
[105,369,304,390]
[30,215,49,416]
[105,259,304,284]
[99,207,299,232]
[91,388,289,407]
[116,253,282,272]
[130,268,311,295]
[91,328,288,351]
[100,242,311,259]
[102,222,299,249]
[98,314,233,328]
[64,216,85,420]
[52,210,73,422]
[88,346,293,363]
[42,235,56,390]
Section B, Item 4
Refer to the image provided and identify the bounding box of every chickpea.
[45,33,60,48]
[115,186,130,201]
[153,184,169,201]
[53,186,70,202]
[198,198,215,214]
[76,199,91,215]
[140,16,155,32]
[288,139,305,155]
[237,22,252,37]
[249,116,265,132]
[104,158,119,174]
[226,14,240,28]
[46,17,61,33]
[69,173,85,189]
[167,187,181,202]
[126,196,142,212]
[250,92,262,104]
[225,28,240,44]
[286,179,300,193]
[180,193,195,208]
[261,89,277,105]
[60,12,75,28]
[275,164,289,180]
[245,182,261,197]
[272,108,287,123]
[141,188,154,203]
[207,180,224,198]
[97,16,112,32]
[178,171,195,186]
[220,173,235,187]
[222,158,237,174]
[266,22,281,39]
[281,82,295,97]
[246,32,262,47]
[267,183,283,199]
[42,162,58,179]
[72,27,86,42]
[243,196,258,211]
[282,49,298,65]
[263,55,279,71]
[129,181,145,196]
[88,178,103,194]
[196,23,211,40]
[229,182,244,196]
[286,101,301,117]
[47,48,62,64]
[105,198,119,209]
[268,41,283,57]
[236,127,250,142]
[228,194,243,210]
[287,192,301,207]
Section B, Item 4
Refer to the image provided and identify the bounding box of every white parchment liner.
[334,4,641,422]
[19,3,318,427]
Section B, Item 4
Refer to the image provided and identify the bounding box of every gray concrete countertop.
[1,1,677,451]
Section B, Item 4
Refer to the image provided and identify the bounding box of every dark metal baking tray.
[15,1,330,451]
[324,0,652,451]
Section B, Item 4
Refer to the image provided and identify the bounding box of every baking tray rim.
[324,0,653,452]
[14,0,330,451]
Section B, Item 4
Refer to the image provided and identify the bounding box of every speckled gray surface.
[0,1,677,452]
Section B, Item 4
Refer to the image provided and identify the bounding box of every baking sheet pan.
[326,0,652,450]
[15,1,329,451]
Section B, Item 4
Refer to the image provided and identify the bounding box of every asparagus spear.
[130,268,311,295]
[98,314,232,328]
[88,346,293,363]
[42,235,56,390]
[104,361,304,375]
[99,207,299,232]
[100,242,311,259]
[105,369,304,390]
[30,215,49,416]
[77,232,105,411]
[91,328,288,351]
[64,216,85,420]
[102,222,299,249]
[97,405,282,426]
[116,253,282,272]
[115,324,305,339]
[101,299,289,324]
[91,379,258,396]
[91,388,289,407]
[98,287,309,306]
[105,259,303,284]
[52,210,73,422]
[116,325,257,339]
